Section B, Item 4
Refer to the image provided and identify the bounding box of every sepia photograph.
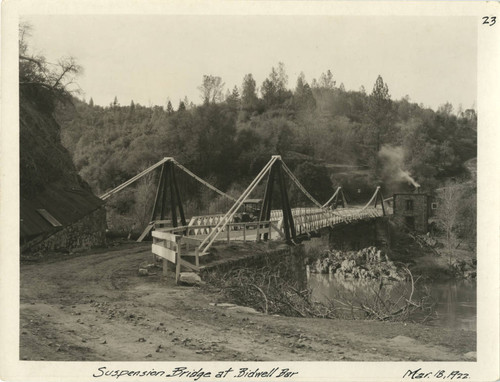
[1,1,499,381]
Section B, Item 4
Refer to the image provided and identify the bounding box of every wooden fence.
[151,220,283,281]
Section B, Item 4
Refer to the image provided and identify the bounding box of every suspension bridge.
[100,155,390,280]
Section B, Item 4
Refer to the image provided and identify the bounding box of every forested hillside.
[56,64,477,205]
[19,23,90,199]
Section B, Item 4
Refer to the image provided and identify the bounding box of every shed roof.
[20,183,104,242]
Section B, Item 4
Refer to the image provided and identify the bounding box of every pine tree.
[89,97,94,107]
[368,75,393,152]
[319,70,335,89]
[167,100,174,115]
[241,73,259,112]
[226,85,241,110]
[231,85,240,100]
[178,100,186,112]
[294,72,316,111]
[261,62,289,108]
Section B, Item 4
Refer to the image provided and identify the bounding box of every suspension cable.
[361,186,380,211]
[197,156,279,253]
[322,187,341,208]
[280,162,323,209]
[99,157,237,203]
[172,159,237,202]
[100,157,171,200]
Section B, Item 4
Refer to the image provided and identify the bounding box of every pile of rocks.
[450,258,476,279]
[309,247,404,281]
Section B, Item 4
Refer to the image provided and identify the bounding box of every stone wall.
[23,207,107,255]
[328,218,390,251]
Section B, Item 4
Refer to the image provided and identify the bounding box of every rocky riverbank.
[308,246,404,281]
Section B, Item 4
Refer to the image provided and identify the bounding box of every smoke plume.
[378,145,420,188]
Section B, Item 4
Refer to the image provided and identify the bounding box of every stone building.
[20,183,107,256]
[392,193,429,234]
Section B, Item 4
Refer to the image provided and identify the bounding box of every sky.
[24,15,477,111]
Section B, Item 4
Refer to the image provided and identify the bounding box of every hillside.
[54,70,477,223]
[20,91,88,198]
[19,88,103,245]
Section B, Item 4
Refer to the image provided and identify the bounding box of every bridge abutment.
[327,218,390,251]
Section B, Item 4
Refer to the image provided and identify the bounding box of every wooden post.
[256,223,260,242]
[169,163,178,227]
[151,163,166,223]
[341,188,348,208]
[171,163,187,227]
[259,165,276,241]
[277,163,296,243]
[176,242,181,283]
[162,258,169,278]
[379,190,386,216]
[243,223,247,242]
[160,165,170,221]
[226,224,230,243]
[195,248,199,267]
[268,222,272,240]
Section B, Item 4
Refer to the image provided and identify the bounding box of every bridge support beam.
[332,187,347,209]
[323,186,349,209]
[374,188,386,216]
[150,161,187,229]
[259,159,296,244]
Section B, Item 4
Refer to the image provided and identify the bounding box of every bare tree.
[198,75,225,104]
[19,22,82,100]
[436,183,462,263]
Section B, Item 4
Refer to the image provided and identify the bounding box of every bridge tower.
[259,157,296,244]
[150,160,187,228]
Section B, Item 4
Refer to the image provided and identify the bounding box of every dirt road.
[20,243,475,361]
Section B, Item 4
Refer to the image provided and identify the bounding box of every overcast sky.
[24,15,477,111]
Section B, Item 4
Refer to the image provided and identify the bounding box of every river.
[308,273,476,331]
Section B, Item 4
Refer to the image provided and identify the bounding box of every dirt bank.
[20,243,475,361]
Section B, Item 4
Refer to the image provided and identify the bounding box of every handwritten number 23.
[482,16,496,26]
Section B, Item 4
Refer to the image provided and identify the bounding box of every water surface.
[308,273,476,331]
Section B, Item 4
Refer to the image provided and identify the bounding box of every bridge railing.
[156,220,283,243]
[152,230,206,282]
[183,205,389,240]
[188,214,227,235]
[276,206,387,234]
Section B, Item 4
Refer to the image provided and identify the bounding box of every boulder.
[179,272,203,286]
[463,351,476,360]
[228,306,261,314]
[341,259,356,272]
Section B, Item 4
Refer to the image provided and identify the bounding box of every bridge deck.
[152,206,390,278]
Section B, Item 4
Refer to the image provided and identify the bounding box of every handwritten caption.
[93,367,298,380]
[403,368,470,380]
